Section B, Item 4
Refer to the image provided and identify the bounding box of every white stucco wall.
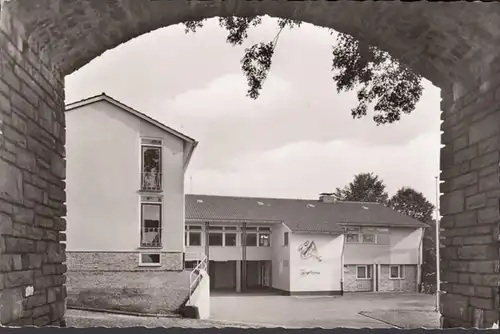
[271,223,291,291]
[289,232,343,293]
[185,269,210,319]
[66,100,187,252]
[344,226,423,265]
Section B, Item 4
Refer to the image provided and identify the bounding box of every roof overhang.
[186,218,283,224]
[336,221,428,229]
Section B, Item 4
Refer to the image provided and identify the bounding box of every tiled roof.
[185,194,428,233]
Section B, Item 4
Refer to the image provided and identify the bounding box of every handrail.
[188,253,207,303]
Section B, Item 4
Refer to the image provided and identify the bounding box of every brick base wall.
[379,265,417,292]
[343,264,418,293]
[66,252,189,314]
[66,251,183,271]
[344,265,373,292]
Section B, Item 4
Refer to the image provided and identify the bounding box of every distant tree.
[389,186,437,294]
[184,17,423,125]
[388,187,434,223]
[333,172,389,203]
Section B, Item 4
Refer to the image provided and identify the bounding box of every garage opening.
[209,260,237,291]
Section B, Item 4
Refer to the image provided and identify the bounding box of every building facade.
[185,194,427,295]
[64,93,198,314]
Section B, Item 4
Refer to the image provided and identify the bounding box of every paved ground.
[65,292,440,329]
[65,309,266,328]
[210,291,440,328]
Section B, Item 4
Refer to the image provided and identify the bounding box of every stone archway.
[0,0,499,328]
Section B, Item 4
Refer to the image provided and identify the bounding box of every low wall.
[66,251,190,314]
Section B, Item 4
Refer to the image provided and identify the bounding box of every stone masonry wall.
[378,265,417,292]
[343,265,373,292]
[0,15,67,327]
[65,252,190,314]
[439,73,500,328]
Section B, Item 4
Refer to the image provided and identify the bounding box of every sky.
[64,17,442,206]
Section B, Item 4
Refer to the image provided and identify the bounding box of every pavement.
[209,291,440,329]
[65,292,440,329]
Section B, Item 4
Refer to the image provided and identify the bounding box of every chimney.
[319,193,338,204]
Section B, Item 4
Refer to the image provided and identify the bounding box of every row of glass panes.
[345,226,389,244]
[185,225,271,247]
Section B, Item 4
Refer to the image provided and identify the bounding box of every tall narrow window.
[140,196,162,247]
[283,232,289,246]
[258,227,271,247]
[141,139,162,191]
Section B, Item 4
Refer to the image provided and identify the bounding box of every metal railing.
[141,227,162,247]
[141,172,162,191]
[188,253,208,302]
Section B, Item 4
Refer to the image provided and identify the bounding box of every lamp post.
[435,176,441,313]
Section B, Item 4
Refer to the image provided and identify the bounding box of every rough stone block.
[469,296,494,310]
[450,172,478,191]
[478,173,499,192]
[455,210,477,227]
[5,270,34,288]
[465,193,486,210]
[441,190,465,215]
[458,245,496,260]
[478,207,499,224]
[0,159,23,203]
[469,113,499,145]
[0,287,25,325]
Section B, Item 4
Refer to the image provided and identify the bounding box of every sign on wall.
[300,269,320,276]
[298,240,322,262]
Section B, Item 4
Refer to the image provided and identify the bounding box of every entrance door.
[259,262,270,287]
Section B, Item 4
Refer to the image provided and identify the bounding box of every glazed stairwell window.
[141,138,162,192]
[140,195,162,248]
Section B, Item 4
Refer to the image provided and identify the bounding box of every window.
[140,197,162,248]
[346,227,360,243]
[244,233,257,246]
[243,226,271,247]
[185,225,202,247]
[259,229,270,247]
[225,232,237,246]
[207,225,237,246]
[356,265,372,279]
[208,226,223,246]
[141,138,162,191]
[345,226,380,244]
[283,260,289,268]
[361,233,375,243]
[390,265,405,279]
[184,261,198,270]
[283,232,289,246]
[139,253,161,266]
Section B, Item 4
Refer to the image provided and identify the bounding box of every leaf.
[240,42,275,99]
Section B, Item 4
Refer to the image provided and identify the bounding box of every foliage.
[388,187,434,223]
[183,16,423,125]
[332,172,389,203]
